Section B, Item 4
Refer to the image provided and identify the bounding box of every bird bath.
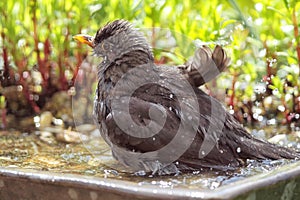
[0,130,300,200]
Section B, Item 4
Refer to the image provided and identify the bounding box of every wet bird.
[74,19,299,175]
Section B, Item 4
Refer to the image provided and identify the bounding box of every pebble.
[40,111,53,128]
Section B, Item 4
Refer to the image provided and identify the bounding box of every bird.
[74,19,299,175]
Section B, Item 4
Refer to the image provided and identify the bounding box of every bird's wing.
[179,45,230,87]
[105,64,200,150]
[178,90,300,170]
[102,64,203,172]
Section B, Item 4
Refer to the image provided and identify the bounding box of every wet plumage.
[74,20,299,174]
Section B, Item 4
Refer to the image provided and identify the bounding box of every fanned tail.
[180,45,230,87]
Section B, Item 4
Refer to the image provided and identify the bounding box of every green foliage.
[0,0,299,127]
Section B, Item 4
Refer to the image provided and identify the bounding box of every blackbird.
[74,19,299,175]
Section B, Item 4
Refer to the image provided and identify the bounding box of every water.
[0,130,299,191]
[134,159,297,190]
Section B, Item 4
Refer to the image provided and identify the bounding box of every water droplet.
[169,93,174,98]
[267,118,276,125]
[277,105,285,112]
[14,73,20,81]
[272,88,279,95]
[22,71,29,79]
[169,107,172,111]
[210,181,220,189]
[17,85,23,92]
[135,170,146,176]
[236,147,241,153]
[201,151,205,155]
[253,113,259,119]
[68,87,76,95]
[255,3,263,12]
[152,137,156,141]
[236,59,243,66]
[33,95,39,101]
[188,115,193,120]
[33,116,40,123]
[219,150,224,154]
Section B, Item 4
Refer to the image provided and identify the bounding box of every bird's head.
[74,19,153,62]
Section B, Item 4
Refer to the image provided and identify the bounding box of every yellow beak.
[73,34,94,48]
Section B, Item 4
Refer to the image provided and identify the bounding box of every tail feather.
[180,45,230,87]
[178,114,299,171]
[239,136,299,160]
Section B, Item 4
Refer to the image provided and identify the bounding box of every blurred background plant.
[0,0,299,133]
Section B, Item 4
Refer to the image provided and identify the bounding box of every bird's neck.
[99,49,153,86]
[95,49,153,119]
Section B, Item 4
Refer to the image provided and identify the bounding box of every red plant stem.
[229,72,237,108]
[32,0,41,68]
[291,8,300,123]
[32,0,49,91]
[1,33,9,71]
[58,13,72,90]
[71,51,84,86]
[42,37,51,89]
[263,41,272,78]
[14,59,41,113]
[71,26,86,86]
[151,22,156,50]
[281,95,289,123]
[58,55,68,90]
[0,32,8,127]
[19,78,41,113]
[266,58,272,78]
[0,12,10,84]
[15,57,41,113]
[1,32,11,85]
[292,8,300,76]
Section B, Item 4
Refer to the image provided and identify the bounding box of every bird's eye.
[102,42,109,50]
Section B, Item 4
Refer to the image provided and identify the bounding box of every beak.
[73,34,94,48]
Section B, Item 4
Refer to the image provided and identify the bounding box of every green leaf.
[282,0,290,10]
